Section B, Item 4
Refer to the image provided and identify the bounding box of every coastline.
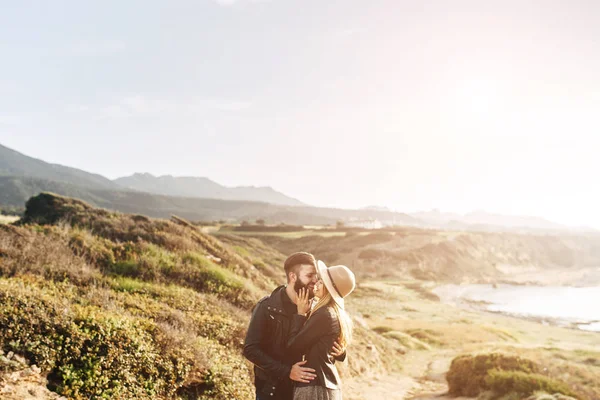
[485,265,600,287]
[432,281,600,333]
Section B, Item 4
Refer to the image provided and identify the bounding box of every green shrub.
[0,224,101,286]
[0,278,192,399]
[110,276,151,294]
[446,353,539,396]
[68,228,116,269]
[404,328,443,346]
[373,326,394,334]
[182,252,252,307]
[0,277,259,399]
[486,369,576,398]
[21,193,96,225]
[382,331,431,350]
[111,260,141,277]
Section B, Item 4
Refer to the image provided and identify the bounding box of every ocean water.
[433,284,600,332]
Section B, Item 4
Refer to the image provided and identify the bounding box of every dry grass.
[215,229,348,238]
[251,226,600,283]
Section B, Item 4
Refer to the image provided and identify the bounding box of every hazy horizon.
[2,0,600,227]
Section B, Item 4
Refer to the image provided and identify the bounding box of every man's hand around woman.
[289,360,316,383]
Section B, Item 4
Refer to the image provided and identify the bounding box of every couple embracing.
[243,252,356,400]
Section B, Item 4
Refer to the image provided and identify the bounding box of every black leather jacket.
[286,306,342,390]
[243,286,297,399]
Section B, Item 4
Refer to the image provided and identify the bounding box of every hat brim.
[317,260,345,309]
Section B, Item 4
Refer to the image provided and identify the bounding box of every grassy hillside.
[250,228,600,283]
[0,193,400,399]
[1,193,597,400]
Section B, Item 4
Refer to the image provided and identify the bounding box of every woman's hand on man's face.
[297,287,311,315]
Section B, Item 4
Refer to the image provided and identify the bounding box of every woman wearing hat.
[286,260,356,400]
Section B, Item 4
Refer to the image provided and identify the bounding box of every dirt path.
[344,374,419,400]
[344,349,457,400]
[344,373,451,400]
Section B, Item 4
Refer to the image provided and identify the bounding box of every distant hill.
[114,173,304,206]
[0,176,107,208]
[0,143,119,190]
[0,174,580,233]
[0,143,303,207]
[0,175,419,226]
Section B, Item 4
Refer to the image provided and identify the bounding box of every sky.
[1,0,600,227]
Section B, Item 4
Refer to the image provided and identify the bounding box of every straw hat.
[317,260,356,309]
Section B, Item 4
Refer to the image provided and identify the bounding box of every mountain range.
[0,143,417,225]
[0,143,301,206]
[0,143,588,233]
[114,173,303,206]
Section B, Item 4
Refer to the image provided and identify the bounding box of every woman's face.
[314,278,327,299]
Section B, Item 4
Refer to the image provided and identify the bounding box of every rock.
[12,354,27,365]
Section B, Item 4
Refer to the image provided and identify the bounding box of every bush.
[181,252,253,307]
[0,278,190,399]
[68,228,116,269]
[486,369,576,398]
[382,331,431,350]
[0,277,255,399]
[0,224,101,286]
[404,328,443,346]
[447,353,539,396]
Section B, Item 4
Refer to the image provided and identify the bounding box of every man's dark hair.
[284,252,316,282]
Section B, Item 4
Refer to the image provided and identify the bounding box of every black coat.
[286,306,343,390]
[243,286,296,399]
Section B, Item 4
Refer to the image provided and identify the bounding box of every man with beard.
[243,252,345,400]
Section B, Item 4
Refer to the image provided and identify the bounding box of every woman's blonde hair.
[310,287,353,347]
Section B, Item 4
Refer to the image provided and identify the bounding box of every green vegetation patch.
[404,328,443,346]
[0,278,187,399]
[447,353,539,396]
[0,277,254,399]
[381,331,431,350]
[486,369,576,398]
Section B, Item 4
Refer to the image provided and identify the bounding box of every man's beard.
[294,279,315,299]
